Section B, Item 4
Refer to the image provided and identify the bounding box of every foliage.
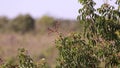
[0,17,9,29]
[56,0,120,68]
[10,14,35,33]
[0,48,50,68]
[35,15,55,34]
[38,15,55,26]
[18,48,50,68]
[18,48,36,68]
[0,15,79,34]
[0,17,9,32]
[56,33,99,68]
[1,58,18,68]
[0,0,120,68]
[37,58,50,68]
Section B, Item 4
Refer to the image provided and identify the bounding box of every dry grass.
[0,20,81,67]
[0,32,58,67]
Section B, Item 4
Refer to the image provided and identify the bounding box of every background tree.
[35,15,55,34]
[0,16,9,32]
[10,14,35,33]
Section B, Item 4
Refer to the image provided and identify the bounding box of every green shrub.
[56,0,120,68]
[18,48,36,68]
[56,33,100,68]
[37,58,50,68]
[18,48,50,68]
[1,58,18,68]
[0,48,51,68]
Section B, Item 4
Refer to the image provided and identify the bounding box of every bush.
[18,48,50,68]
[1,58,18,68]
[0,48,50,68]
[18,48,36,68]
[56,33,100,68]
[56,0,120,68]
